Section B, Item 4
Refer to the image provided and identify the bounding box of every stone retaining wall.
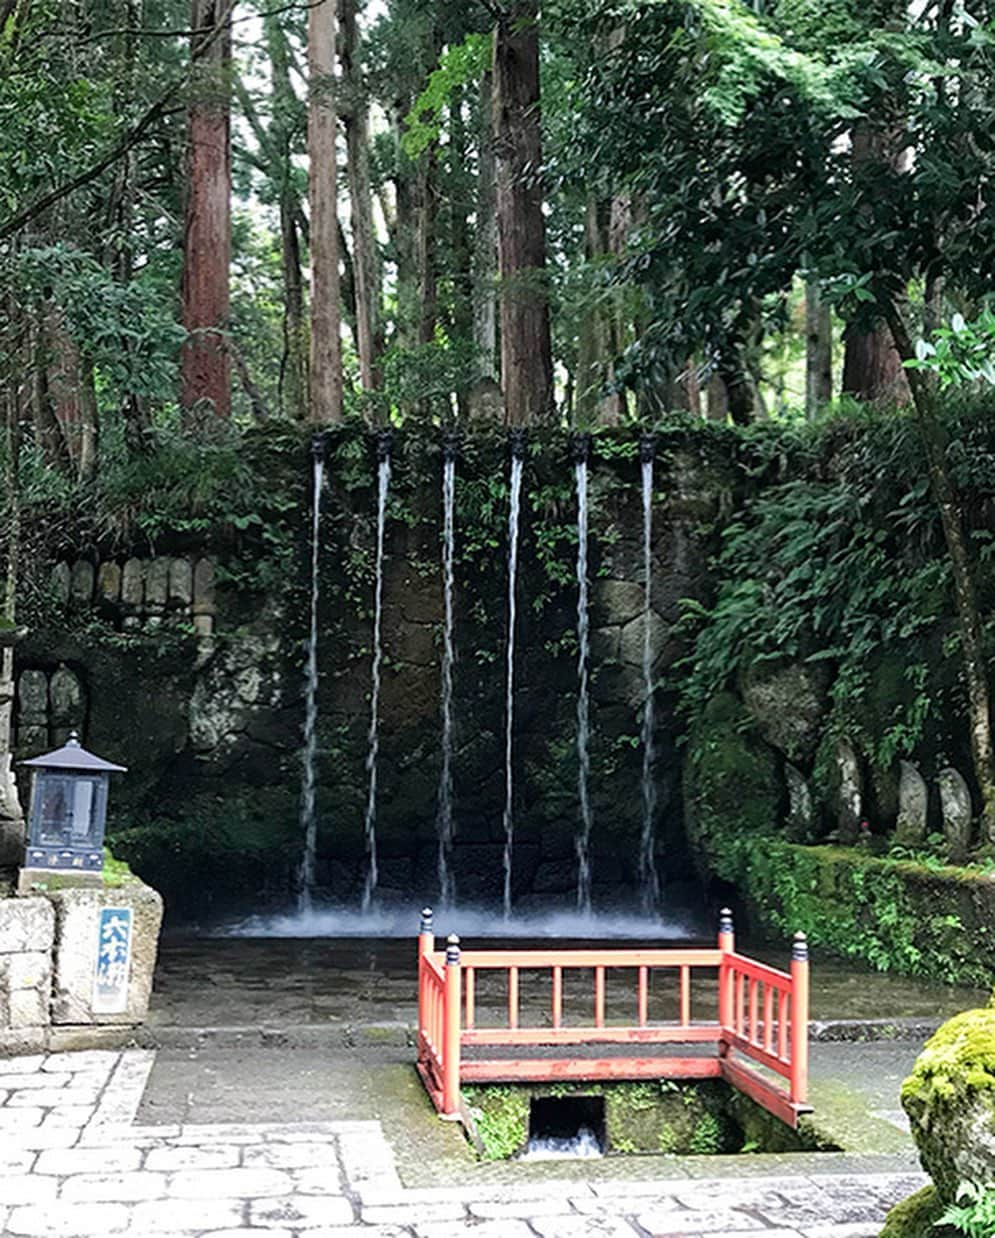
[0,881,162,1056]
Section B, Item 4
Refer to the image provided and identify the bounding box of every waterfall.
[639,438,661,911]
[573,439,593,914]
[502,432,526,917]
[436,437,457,907]
[297,443,325,914]
[361,435,391,913]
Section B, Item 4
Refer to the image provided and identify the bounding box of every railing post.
[790,931,809,1106]
[417,907,433,1065]
[443,933,462,1116]
[717,907,734,1034]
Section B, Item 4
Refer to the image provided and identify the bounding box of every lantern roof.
[21,731,127,773]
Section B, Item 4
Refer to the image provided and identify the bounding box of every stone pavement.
[0,1049,924,1238]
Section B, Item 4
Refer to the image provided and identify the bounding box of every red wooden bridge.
[416,908,811,1129]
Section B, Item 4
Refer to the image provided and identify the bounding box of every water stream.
[297,446,325,914]
[501,438,525,917]
[639,442,661,911]
[574,443,593,914]
[436,440,457,907]
[361,439,391,913]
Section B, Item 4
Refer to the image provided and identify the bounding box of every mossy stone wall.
[464,1080,742,1160]
[10,423,740,915]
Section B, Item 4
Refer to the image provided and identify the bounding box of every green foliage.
[678,404,995,771]
[939,1182,995,1238]
[907,311,995,391]
[462,1085,530,1160]
[403,33,492,157]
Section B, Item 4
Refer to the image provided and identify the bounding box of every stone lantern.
[19,731,126,886]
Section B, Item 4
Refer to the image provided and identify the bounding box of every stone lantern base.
[16,866,103,895]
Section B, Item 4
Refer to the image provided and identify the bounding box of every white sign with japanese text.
[92,906,133,1014]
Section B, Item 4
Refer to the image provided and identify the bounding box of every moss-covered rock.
[739,658,830,764]
[878,1185,947,1238]
[901,1004,995,1201]
[684,692,782,882]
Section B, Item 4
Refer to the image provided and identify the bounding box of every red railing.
[416,908,810,1129]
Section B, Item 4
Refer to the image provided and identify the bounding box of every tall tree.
[805,281,832,417]
[493,0,553,425]
[308,0,343,423]
[181,0,232,421]
[340,0,383,390]
[0,301,24,861]
[472,70,498,381]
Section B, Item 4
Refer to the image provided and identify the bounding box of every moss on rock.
[463,1079,777,1161]
[684,692,782,882]
[901,1004,995,1201]
[878,1185,947,1238]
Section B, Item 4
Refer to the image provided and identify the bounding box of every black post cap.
[719,907,734,935]
[792,931,809,961]
[420,907,434,933]
[509,427,528,461]
[310,430,331,462]
[446,933,461,965]
[639,432,656,464]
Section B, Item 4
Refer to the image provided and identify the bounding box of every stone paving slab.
[0,1048,925,1237]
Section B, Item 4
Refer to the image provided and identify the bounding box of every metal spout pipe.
[442,429,460,463]
[570,432,592,464]
[375,428,393,462]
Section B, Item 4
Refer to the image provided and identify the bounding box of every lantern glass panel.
[32,772,107,847]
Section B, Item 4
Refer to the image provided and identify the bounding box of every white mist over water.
[502,453,524,919]
[297,452,325,915]
[221,902,695,940]
[640,454,661,912]
[361,453,391,913]
[436,451,457,908]
[574,457,593,914]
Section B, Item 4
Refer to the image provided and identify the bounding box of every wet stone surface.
[147,932,987,1032]
[0,1047,928,1237]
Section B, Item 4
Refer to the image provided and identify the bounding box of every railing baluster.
[749,977,759,1044]
[595,966,605,1028]
[764,984,773,1053]
[552,966,562,1029]
[680,965,690,1027]
[638,965,648,1027]
[509,966,519,1030]
[465,967,475,1031]
[736,971,745,1036]
[778,990,789,1061]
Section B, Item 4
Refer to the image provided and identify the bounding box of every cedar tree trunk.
[493,0,554,425]
[308,0,343,423]
[181,0,232,421]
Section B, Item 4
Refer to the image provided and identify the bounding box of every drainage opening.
[523,1095,605,1160]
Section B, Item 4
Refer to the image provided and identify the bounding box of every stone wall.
[7,425,742,916]
[0,896,54,1053]
[0,880,163,1054]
